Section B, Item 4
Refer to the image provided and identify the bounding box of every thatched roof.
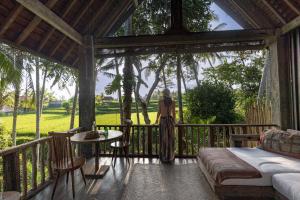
[0,0,299,68]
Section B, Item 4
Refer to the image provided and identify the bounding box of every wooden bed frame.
[197,156,275,200]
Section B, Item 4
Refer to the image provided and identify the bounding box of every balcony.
[0,124,276,200]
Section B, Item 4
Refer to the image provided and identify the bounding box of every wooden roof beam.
[15,0,59,45]
[95,29,275,49]
[16,0,83,45]
[261,0,287,25]
[0,5,23,36]
[281,15,300,34]
[282,0,300,15]
[95,44,266,58]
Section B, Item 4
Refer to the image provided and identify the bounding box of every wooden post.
[147,126,152,157]
[178,125,183,157]
[2,152,21,191]
[277,35,292,130]
[208,127,215,147]
[79,35,96,157]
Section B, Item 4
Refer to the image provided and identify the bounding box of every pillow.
[261,129,300,159]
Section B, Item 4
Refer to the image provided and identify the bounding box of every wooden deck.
[30,157,198,200]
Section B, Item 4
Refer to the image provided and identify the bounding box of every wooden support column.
[79,35,95,157]
[277,35,292,130]
[268,35,292,130]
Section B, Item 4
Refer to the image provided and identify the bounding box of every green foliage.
[62,101,71,114]
[0,123,11,149]
[186,82,236,124]
[105,74,122,95]
[203,51,265,110]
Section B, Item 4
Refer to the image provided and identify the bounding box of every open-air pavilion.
[1,0,300,199]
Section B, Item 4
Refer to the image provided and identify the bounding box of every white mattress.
[272,173,300,200]
[220,148,300,186]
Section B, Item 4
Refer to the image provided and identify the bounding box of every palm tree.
[99,57,124,124]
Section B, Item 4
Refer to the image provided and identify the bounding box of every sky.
[52,3,242,100]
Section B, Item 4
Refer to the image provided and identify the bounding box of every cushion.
[221,148,300,186]
[261,129,300,159]
[272,173,300,200]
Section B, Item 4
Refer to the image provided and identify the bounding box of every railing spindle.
[31,144,37,190]
[40,142,45,184]
[21,150,27,196]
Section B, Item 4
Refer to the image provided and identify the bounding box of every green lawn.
[0,108,157,144]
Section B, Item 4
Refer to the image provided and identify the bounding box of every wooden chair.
[49,131,86,199]
[110,119,132,167]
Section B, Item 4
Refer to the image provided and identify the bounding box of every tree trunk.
[12,55,22,146]
[134,92,140,125]
[192,65,200,87]
[35,59,40,139]
[114,58,124,124]
[39,68,47,117]
[12,84,20,146]
[123,17,133,121]
[180,67,187,91]
[123,57,134,121]
[177,55,184,123]
[70,83,78,129]
[162,68,167,88]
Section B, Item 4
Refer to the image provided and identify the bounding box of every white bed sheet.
[220,148,300,186]
[272,173,300,200]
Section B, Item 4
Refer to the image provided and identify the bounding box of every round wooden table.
[71,130,123,179]
[1,191,21,200]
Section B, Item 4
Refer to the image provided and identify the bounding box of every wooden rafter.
[62,43,76,62]
[54,0,112,60]
[38,0,93,51]
[61,0,114,61]
[15,0,59,45]
[95,29,275,49]
[0,5,23,36]
[48,0,85,57]
[282,0,300,15]
[16,0,83,45]
[261,0,287,24]
[281,15,300,34]
[229,0,260,29]
[95,0,132,37]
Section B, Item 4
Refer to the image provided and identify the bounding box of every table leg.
[85,143,110,179]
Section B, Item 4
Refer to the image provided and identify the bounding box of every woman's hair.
[162,88,172,107]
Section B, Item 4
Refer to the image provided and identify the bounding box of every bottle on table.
[104,126,108,138]
[92,121,96,132]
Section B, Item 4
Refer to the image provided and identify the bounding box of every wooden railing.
[0,137,52,200]
[97,124,278,158]
[0,124,277,199]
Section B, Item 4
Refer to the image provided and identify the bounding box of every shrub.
[186,82,236,124]
[62,101,71,114]
[0,123,11,149]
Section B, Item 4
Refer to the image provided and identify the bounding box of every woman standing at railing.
[155,88,176,163]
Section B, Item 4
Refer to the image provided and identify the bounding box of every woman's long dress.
[159,105,175,162]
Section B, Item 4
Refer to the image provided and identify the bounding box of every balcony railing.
[0,123,277,199]
[0,137,52,200]
[96,124,277,157]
